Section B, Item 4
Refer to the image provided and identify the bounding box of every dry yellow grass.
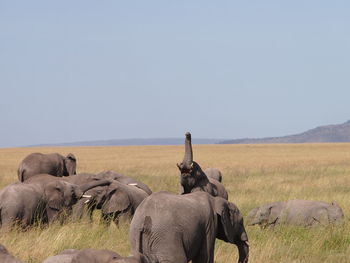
[0,143,349,262]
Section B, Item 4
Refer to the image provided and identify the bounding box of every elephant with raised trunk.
[247,200,344,228]
[0,244,23,263]
[177,132,228,199]
[0,178,110,229]
[42,248,151,263]
[130,191,249,263]
[18,152,77,182]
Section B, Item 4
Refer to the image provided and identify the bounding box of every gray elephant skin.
[24,172,151,224]
[204,167,223,182]
[129,191,249,263]
[0,244,23,263]
[18,152,77,182]
[73,180,150,225]
[26,171,152,195]
[42,248,150,263]
[0,178,110,228]
[97,170,152,195]
[177,132,228,199]
[247,200,344,227]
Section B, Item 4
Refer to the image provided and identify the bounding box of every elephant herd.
[0,132,345,263]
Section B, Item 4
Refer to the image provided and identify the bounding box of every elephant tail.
[138,216,157,262]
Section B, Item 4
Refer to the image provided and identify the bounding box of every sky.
[1,1,350,147]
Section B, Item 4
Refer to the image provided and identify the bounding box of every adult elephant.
[130,191,249,263]
[247,200,344,228]
[18,152,77,182]
[72,180,150,225]
[0,179,110,229]
[0,244,23,263]
[42,248,150,263]
[204,167,223,182]
[177,132,228,199]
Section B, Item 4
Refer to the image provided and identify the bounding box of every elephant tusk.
[82,194,92,198]
[84,199,91,204]
[128,183,138,186]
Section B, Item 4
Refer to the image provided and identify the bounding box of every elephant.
[176,132,228,199]
[204,167,223,182]
[0,178,111,229]
[42,248,150,263]
[247,200,344,228]
[72,180,150,225]
[0,244,23,263]
[18,152,77,182]
[129,191,249,263]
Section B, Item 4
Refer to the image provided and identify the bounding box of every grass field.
[0,143,349,262]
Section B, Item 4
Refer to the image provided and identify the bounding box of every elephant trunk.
[237,240,249,263]
[78,180,111,196]
[182,132,193,168]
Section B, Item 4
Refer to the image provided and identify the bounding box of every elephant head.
[327,201,344,223]
[176,132,209,194]
[44,179,111,222]
[100,182,139,225]
[214,198,249,263]
[248,202,283,228]
[63,153,77,176]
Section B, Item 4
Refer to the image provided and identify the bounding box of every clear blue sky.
[1,1,349,147]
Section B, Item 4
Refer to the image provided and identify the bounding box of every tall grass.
[0,143,349,262]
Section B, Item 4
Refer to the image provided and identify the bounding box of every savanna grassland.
[0,143,350,262]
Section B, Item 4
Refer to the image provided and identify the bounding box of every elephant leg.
[1,209,18,230]
[191,242,214,263]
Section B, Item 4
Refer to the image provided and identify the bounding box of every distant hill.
[220,120,350,144]
[30,138,221,147]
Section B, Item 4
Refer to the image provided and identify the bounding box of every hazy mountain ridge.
[28,120,350,147]
[220,120,350,144]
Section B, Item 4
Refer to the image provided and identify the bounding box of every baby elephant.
[0,244,24,263]
[42,248,150,263]
[247,200,344,228]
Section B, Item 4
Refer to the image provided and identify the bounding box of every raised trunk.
[182,132,193,167]
[237,241,249,263]
[79,179,111,194]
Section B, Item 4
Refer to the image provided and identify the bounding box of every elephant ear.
[102,187,131,214]
[64,153,77,175]
[215,198,235,243]
[267,205,280,225]
[45,183,64,211]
